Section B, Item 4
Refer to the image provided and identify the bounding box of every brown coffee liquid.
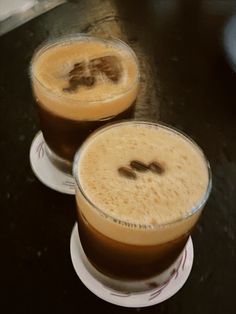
[77,210,189,280]
[37,101,135,161]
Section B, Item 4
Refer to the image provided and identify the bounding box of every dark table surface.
[1,0,236,313]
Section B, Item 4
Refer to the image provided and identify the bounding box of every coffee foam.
[31,37,139,120]
[75,122,210,245]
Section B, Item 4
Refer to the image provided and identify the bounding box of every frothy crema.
[74,121,210,245]
[31,36,139,121]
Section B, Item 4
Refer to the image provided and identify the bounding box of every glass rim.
[30,33,140,103]
[73,120,212,230]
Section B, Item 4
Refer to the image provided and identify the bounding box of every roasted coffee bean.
[149,161,164,174]
[79,76,95,87]
[63,77,80,92]
[69,62,85,77]
[118,167,137,180]
[90,55,122,83]
[130,160,149,172]
[63,75,95,92]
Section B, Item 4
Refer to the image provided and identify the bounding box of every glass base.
[70,223,194,307]
[45,143,72,174]
[29,131,75,194]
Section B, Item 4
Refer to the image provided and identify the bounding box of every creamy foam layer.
[31,36,139,120]
[75,122,210,245]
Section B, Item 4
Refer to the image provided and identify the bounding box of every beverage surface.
[31,37,139,120]
[77,122,209,226]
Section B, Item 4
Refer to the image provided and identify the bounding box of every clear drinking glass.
[73,120,212,291]
[30,34,140,173]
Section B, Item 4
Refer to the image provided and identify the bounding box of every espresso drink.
[31,35,139,170]
[74,121,211,280]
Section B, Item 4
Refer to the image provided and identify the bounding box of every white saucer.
[29,131,75,195]
[70,224,194,308]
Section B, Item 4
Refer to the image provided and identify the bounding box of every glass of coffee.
[30,34,139,173]
[73,120,212,291]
